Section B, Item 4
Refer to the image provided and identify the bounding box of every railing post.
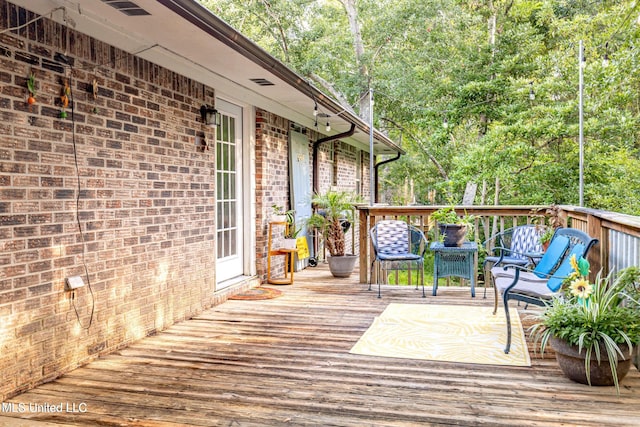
[586,212,605,280]
[586,214,608,281]
[359,208,369,284]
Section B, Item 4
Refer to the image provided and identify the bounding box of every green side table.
[430,241,478,297]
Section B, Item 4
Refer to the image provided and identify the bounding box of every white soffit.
[7,0,402,155]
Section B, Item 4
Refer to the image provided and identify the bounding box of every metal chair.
[483,224,545,268]
[483,224,545,298]
[369,220,427,298]
[491,228,598,354]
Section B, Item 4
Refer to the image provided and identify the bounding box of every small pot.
[271,214,287,223]
[282,238,297,250]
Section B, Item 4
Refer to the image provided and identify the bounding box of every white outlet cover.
[66,276,85,290]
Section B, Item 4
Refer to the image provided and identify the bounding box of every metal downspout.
[312,123,356,194]
[374,152,401,203]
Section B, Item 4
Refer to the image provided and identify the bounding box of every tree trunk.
[339,0,369,119]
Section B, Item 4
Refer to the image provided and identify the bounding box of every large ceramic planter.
[550,336,633,386]
[438,223,467,247]
[327,254,358,278]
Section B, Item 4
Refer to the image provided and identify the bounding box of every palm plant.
[306,190,358,257]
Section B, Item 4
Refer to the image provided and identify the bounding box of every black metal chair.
[483,224,546,298]
[491,228,598,354]
[369,220,427,298]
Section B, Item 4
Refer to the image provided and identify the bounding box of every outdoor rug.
[228,287,283,301]
[349,304,531,367]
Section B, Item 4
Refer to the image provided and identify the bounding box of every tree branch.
[308,72,356,114]
[381,117,449,180]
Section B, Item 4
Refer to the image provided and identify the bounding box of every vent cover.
[100,0,151,16]
[250,78,275,87]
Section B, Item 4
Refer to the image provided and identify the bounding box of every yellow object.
[350,304,531,367]
[60,80,71,108]
[296,236,309,259]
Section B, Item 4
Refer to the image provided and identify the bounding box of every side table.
[430,241,478,297]
[266,221,296,285]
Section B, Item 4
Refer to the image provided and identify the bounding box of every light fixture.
[200,105,220,128]
[602,42,609,67]
[529,81,535,100]
[313,101,318,117]
[325,121,331,132]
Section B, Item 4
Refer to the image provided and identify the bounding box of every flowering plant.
[563,255,592,300]
[530,256,640,394]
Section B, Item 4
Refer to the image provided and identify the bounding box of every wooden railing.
[356,205,640,284]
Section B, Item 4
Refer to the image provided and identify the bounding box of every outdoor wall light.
[529,82,535,100]
[200,105,220,128]
[602,42,609,67]
[325,121,331,132]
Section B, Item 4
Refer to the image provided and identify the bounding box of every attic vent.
[250,78,275,87]
[100,0,151,16]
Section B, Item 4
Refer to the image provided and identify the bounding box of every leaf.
[27,72,36,95]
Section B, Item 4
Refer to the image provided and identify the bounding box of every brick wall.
[0,2,220,399]
[255,120,368,279]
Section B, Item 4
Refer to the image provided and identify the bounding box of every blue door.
[289,131,312,270]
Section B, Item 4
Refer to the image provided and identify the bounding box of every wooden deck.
[3,266,640,426]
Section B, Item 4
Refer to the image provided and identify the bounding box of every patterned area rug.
[228,287,283,301]
[350,304,531,367]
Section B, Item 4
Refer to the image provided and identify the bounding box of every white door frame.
[215,97,256,287]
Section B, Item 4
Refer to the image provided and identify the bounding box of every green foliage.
[530,268,640,394]
[307,190,360,256]
[431,206,474,227]
[205,0,640,214]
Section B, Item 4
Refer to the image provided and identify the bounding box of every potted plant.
[431,206,474,247]
[538,227,554,251]
[307,190,359,277]
[271,205,289,223]
[532,204,563,251]
[283,212,303,251]
[271,205,301,250]
[530,258,640,395]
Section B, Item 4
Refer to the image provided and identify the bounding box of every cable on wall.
[65,64,96,330]
[0,6,64,35]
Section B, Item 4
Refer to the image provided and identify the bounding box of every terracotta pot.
[550,336,633,386]
[327,254,358,278]
[438,223,467,247]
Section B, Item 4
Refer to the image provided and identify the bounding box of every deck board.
[3,266,640,426]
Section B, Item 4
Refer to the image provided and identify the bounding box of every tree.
[203,0,640,214]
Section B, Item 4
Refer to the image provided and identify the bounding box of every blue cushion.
[378,253,422,261]
[485,255,529,266]
[546,243,586,292]
[533,235,570,278]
